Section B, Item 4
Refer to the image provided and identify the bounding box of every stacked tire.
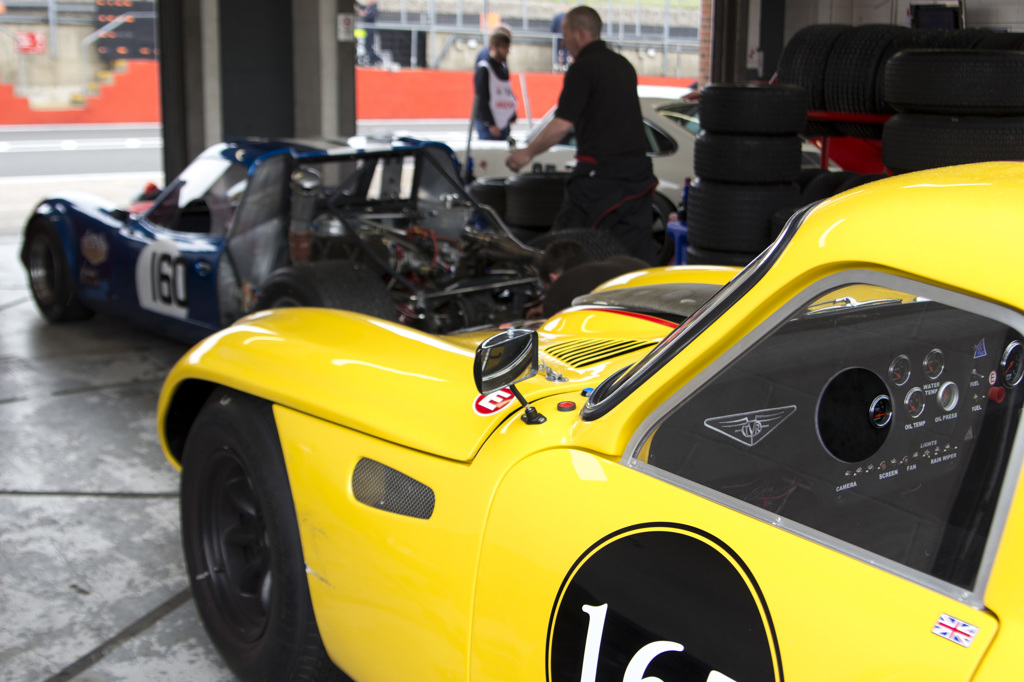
[882,48,1024,173]
[469,177,508,219]
[685,84,806,266]
[776,24,992,139]
[468,172,569,242]
[503,172,570,228]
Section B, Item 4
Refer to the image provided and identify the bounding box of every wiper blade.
[806,296,911,314]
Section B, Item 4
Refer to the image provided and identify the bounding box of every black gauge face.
[869,394,893,428]
[923,349,945,380]
[818,368,891,462]
[905,386,925,418]
[937,381,959,412]
[889,355,911,386]
[1002,340,1023,388]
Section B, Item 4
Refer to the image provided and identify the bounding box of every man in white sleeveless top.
[473,30,517,141]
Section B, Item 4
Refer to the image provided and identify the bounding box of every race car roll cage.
[228,141,542,332]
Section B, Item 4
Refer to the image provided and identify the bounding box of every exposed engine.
[304,211,541,334]
[275,149,543,334]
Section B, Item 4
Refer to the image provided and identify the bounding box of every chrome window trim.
[621,268,1024,608]
[642,118,679,157]
[580,203,812,420]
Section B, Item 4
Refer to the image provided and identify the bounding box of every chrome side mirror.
[474,329,545,424]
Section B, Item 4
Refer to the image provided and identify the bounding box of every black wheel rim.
[652,201,672,264]
[27,233,58,306]
[198,446,272,642]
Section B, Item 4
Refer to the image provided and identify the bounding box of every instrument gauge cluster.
[885,348,962,422]
[923,348,945,380]
[937,381,959,412]
[888,354,911,386]
[904,386,926,419]
[1001,340,1023,388]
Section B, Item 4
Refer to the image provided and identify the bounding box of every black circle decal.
[547,524,782,682]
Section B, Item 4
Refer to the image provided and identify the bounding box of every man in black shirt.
[506,5,658,264]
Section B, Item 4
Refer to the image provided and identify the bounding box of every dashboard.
[647,298,1023,589]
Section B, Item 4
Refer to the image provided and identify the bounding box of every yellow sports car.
[157,162,1024,682]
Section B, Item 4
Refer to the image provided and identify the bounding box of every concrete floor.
[0,178,237,680]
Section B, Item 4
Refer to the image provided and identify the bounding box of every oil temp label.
[136,240,189,319]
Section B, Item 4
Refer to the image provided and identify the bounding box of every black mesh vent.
[352,458,435,519]
[544,339,658,368]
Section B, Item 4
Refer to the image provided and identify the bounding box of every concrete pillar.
[710,0,748,84]
[759,0,785,80]
[158,0,359,178]
[698,0,713,88]
[219,0,295,138]
[293,0,357,139]
[158,0,212,179]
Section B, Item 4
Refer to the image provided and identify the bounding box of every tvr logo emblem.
[704,406,796,446]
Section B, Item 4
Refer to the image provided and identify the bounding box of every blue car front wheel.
[24,217,93,323]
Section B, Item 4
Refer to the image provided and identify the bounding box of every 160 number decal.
[136,241,189,318]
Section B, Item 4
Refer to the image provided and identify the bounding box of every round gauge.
[1001,340,1023,388]
[923,349,945,380]
[889,355,911,386]
[868,394,893,428]
[937,381,959,411]
[818,368,891,462]
[905,387,925,418]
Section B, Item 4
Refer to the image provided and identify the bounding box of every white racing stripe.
[0,171,164,185]
[0,137,164,153]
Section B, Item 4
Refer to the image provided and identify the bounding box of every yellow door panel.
[274,399,595,682]
[471,447,996,682]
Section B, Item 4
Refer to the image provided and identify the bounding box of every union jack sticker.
[932,613,978,648]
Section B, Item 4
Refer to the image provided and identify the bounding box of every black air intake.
[352,458,435,519]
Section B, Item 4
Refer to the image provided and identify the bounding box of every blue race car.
[20,137,544,343]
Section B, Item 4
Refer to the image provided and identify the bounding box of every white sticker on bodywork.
[473,389,515,416]
[80,231,109,265]
[136,240,189,318]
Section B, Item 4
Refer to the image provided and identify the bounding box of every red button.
[989,386,1006,404]
[557,401,577,412]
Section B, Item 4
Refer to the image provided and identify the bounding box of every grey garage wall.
[159,0,356,180]
[218,0,295,138]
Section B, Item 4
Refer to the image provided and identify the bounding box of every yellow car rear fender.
[158,305,679,468]
[159,308,500,466]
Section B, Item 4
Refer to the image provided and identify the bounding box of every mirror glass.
[473,329,538,394]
